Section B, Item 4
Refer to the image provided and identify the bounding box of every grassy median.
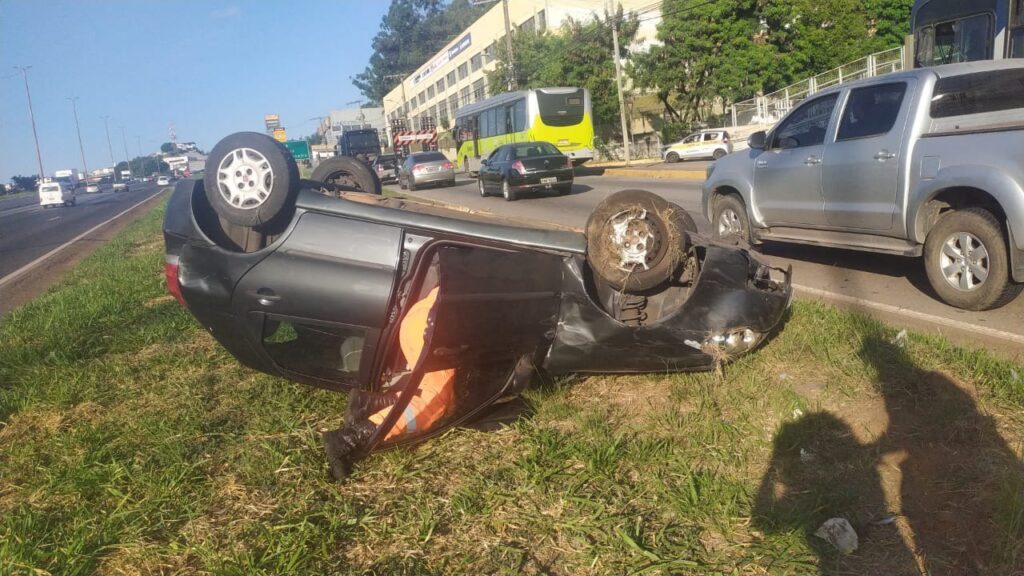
[1,201,1022,575]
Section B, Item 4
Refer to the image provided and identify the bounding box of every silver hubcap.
[940,232,989,291]
[608,209,660,271]
[503,181,510,198]
[718,208,743,238]
[216,147,274,209]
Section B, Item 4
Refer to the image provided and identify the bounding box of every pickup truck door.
[753,93,839,227]
[821,81,914,230]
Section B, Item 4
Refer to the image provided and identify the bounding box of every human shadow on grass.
[754,336,1024,575]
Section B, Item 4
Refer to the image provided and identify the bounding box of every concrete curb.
[601,168,706,181]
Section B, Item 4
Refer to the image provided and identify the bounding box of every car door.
[821,81,913,231]
[700,132,720,158]
[678,133,701,158]
[482,146,508,191]
[753,93,839,227]
[231,211,404,391]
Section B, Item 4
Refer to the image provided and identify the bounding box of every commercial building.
[382,0,661,135]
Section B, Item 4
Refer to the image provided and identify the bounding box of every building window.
[418,92,426,106]
[520,16,536,34]
[437,101,448,125]
[448,94,460,115]
[538,9,546,32]
[472,78,486,101]
[436,78,445,93]
[460,86,471,106]
[483,43,495,64]
[427,85,435,99]
[447,70,457,86]
[470,53,482,72]
[458,62,469,80]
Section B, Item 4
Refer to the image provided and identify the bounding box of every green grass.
[1,201,1022,574]
[0,190,35,203]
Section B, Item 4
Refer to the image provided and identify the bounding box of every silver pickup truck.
[703,60,1024,310]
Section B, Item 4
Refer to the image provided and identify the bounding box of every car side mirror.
[747,131,768,150]
[480,159,489,167]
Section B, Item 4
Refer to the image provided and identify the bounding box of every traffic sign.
[284,140,310,161]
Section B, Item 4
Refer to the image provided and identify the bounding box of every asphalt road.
[397,174,1024,354]
[0,182,164,279]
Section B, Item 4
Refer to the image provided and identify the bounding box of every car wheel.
[203,132,299,230]
[586,189,686,293]
[557,183,572,196]
[712,194,751,245]
[668,201,698,235]
[665,152,679,163]
[478,178,488,197]
[407,178,418,191]
[502,179,516,201]
[310,156,380,196]
[399,176,407,190]
[712,148,727,160]
[923,207,1022,310]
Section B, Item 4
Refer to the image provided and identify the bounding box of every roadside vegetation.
[1,202,1022,574]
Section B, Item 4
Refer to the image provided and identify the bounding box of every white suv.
[662,130,732,162]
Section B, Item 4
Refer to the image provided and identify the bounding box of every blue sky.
[0,1,389,181]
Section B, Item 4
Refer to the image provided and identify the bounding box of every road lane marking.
[793,283,1024,346]
[0,188,169,289]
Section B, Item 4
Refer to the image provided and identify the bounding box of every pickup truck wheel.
[310,156,381,196]
[586,189,686,293]
[712,194,751,245]
[924,208,1022,310]
[665,152,679,163]
[204,131,299,230]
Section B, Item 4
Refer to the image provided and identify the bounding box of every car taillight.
[511,160,525,175]
[442,162,453,170]
[165,254,186,307]
[564,157,573,169]
[412,164,425,174]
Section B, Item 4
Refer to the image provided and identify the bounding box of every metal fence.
[730,46,906,128]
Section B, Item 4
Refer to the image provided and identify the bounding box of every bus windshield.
[537,89,585,127]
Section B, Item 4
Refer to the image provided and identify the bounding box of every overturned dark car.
[163,132,792,479]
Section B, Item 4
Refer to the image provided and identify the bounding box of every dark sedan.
[478,141,574,201]
[164,132,792,479]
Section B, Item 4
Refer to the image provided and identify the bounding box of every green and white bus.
[453,87,594,174]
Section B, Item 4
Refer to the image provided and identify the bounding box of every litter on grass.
[815,517,859,554]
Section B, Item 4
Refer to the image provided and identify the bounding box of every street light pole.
[608,0,631,166]
[120,126,131,178]
[502,0,516,90]
[14,66,45,180]
[101,115,116,171]
[67,96,90,183]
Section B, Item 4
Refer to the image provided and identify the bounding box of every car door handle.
[755,160,768,168]
[804,156,822,166]
[249,288,281,306]
[874,150,897,160]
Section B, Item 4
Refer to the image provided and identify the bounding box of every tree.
[11,175,38,191]
[486,7,640,135]
[352,0,487,104]
[304,132,324,146]
[160,142,175,154]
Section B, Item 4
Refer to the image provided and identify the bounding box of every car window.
[930,68,1024,118]
[837,83,907,141]
[683,134,700,144]
[41,184,60,192]
[417,152,448,162]
[772,93,839,149]
[487,147,505,162]
[703,133,718,142]
[512,142,561,159]
[262,318,366,384]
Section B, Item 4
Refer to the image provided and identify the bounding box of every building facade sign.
[413,33,472,86]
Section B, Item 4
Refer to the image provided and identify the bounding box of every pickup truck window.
[772,93,838,149]
[837,83,907,141]
[930,68,1024,118]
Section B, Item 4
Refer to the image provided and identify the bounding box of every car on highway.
[164,131,792,478]
[371,153,399,184]
[84,182,101,194]
[662,130,732,162]
[477,141,574,201]
[156,176,170,186]
[113,181,129,193]
[38,181,76,208]
[398,151,455,191]
[703,60,1024,311]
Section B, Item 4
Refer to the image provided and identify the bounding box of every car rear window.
[40,184,59,192]
[930,68,1024,118]
[512,142,562,158]
[414,152,448,162]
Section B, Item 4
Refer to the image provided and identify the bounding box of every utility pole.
[101,115,116,170]
[14,66,45,180]
[608,0,631,166]
[67,96,90,182]
[120,126,132,179]
[502,0,516,90]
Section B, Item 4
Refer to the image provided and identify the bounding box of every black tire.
[712,148,727,160]
[923,207,1023,311]
[557,183,572,196]
[447,179,456,187]
[665,152,680,163]
[478,178,488,197]
[502,179,516,201]
[586,189,685,293]
[711,194,751,245]
[407,179,418,191]
[399,176,408,190]
[668,201,698,235]
[203,132,299,229]
[310,156,380,195]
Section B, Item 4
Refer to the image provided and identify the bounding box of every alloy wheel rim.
[718,208,742,238]
[216,147,274,209]
[939,232,989,291]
